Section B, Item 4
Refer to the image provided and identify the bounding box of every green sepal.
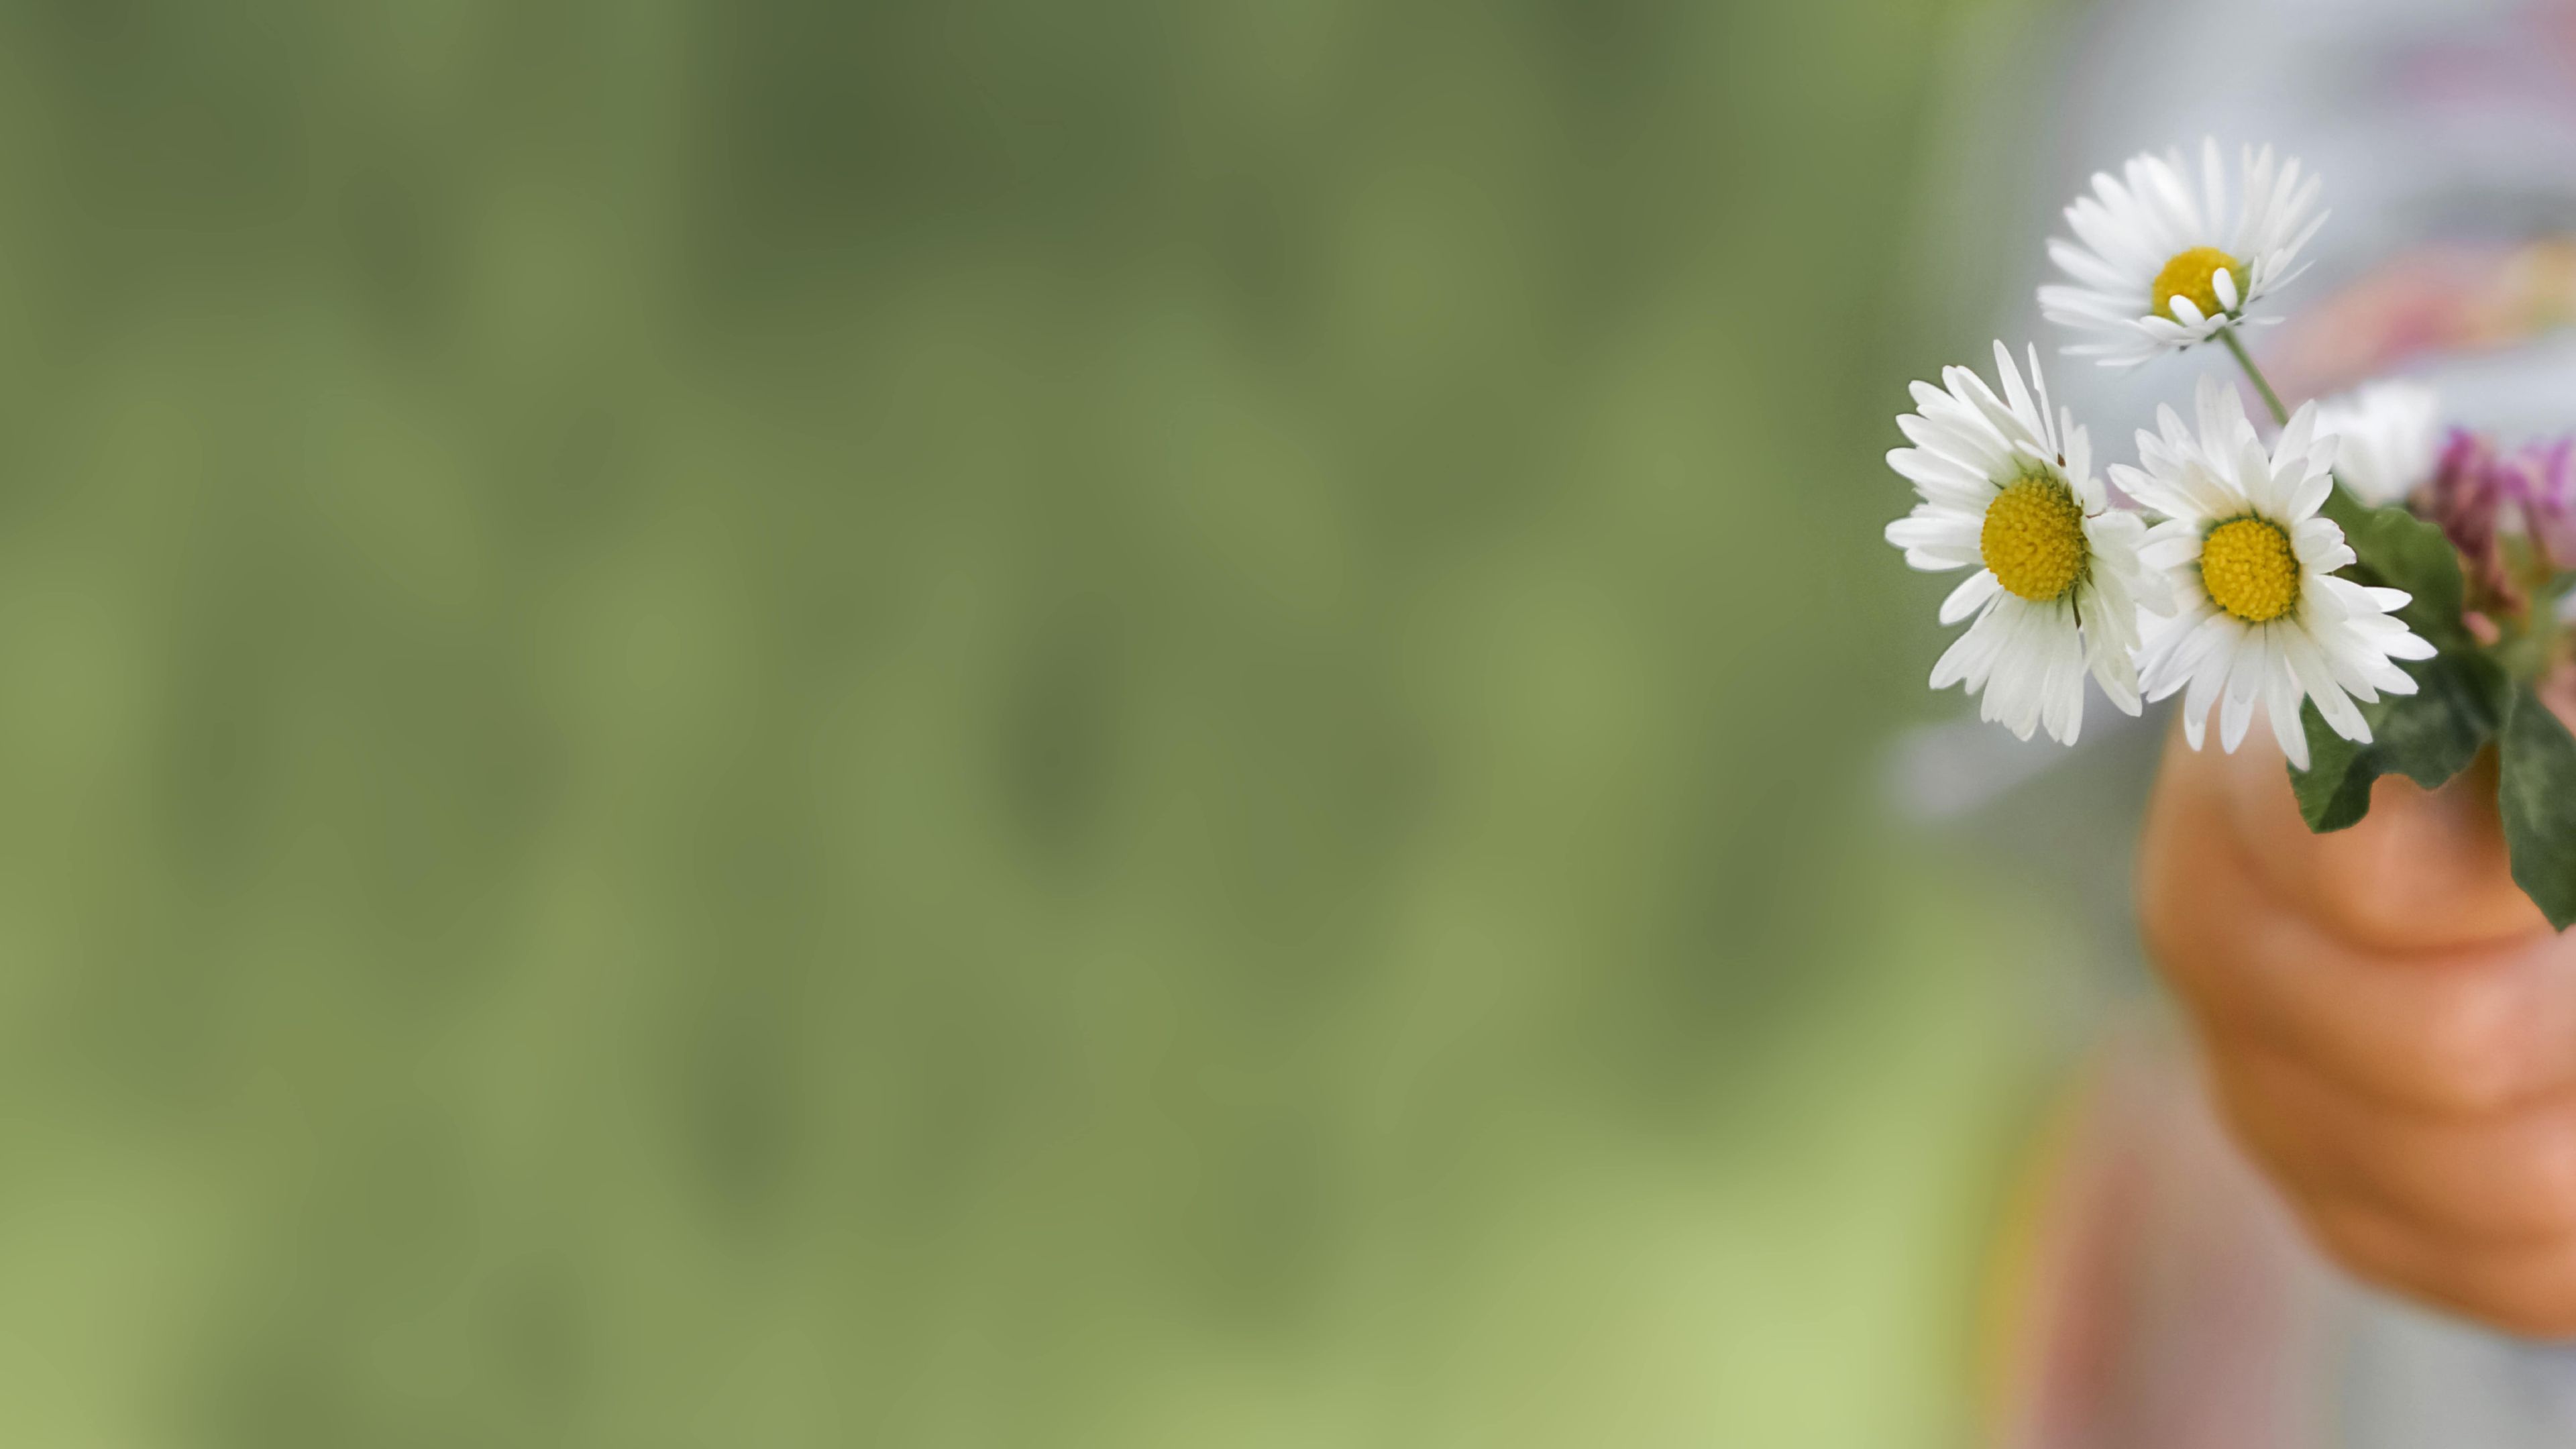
[2290,650,2507,832]
[2500,684,2576,932]
[2318,484,2473,653]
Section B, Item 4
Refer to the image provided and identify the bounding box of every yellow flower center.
[2200,517,2300,623]
[1979,474,2087,602]
[2151,246,2243,320]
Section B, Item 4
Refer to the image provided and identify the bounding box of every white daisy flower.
[1884,341,2162,746]
[2039,140,2328,368]
[2312,380,2443,507]
[2114,376,2436,770]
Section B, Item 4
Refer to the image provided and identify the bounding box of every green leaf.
[2290,650,2507,831]
[2286,483,2502,835]
[2319,484,2473,652]
[2501,684,2576,932]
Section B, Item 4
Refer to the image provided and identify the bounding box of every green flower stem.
[2523,595,2565,686]
[2218,326,2289,426]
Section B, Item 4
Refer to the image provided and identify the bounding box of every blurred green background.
[0,0,2120,1443]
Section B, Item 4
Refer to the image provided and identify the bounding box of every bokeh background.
[0,0,2137,1443]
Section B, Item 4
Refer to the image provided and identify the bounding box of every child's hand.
[2139,717,2576,1335]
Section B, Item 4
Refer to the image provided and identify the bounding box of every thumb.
[2197,724,2548,954]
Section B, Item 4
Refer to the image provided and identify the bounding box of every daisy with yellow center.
[1885,342,2163,745]
[2112,376,2434,769]
[2039,140,2326,368]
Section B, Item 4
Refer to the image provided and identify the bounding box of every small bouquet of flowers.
[1888,141,2576,926]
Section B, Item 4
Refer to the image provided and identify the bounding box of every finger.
[2543,666,2576,733]
[2302,1194,2576,1339]
[2204,1040,2576,1244]
[2183,727,2545,953]
[2143,763,2576,1114]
